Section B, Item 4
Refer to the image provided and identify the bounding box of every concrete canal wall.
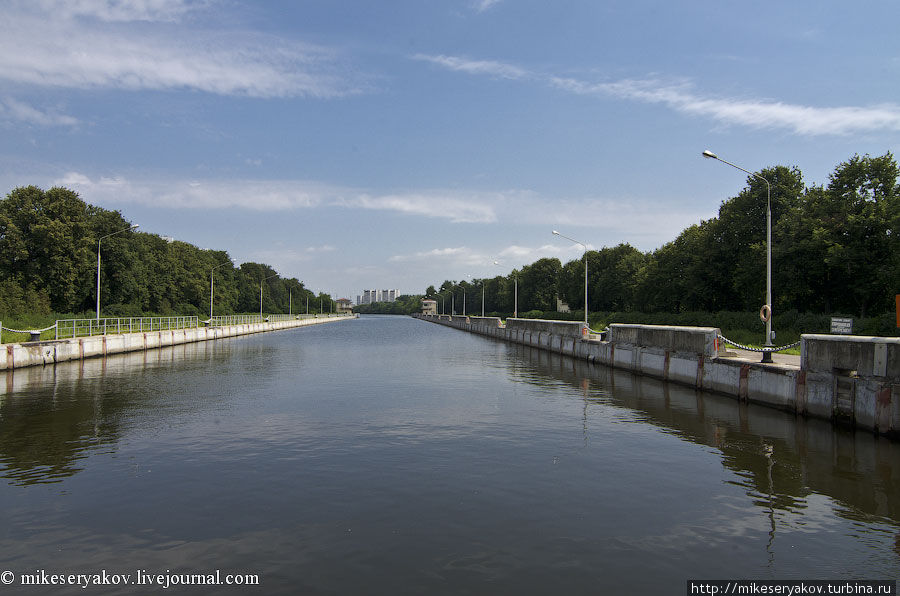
[1,315,356,371]
[414,314,900,438]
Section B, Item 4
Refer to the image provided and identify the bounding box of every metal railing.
[1,312,355,342]
[208,315,266,327]
[55,316,200,339]
[207,313,350,326]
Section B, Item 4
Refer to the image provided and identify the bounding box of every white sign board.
[830,317,853,334]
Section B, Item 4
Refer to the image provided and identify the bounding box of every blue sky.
[1,0,897,300]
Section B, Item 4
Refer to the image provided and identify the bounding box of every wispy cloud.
[0,97,79,127]
[497,242,588,265]
[30,0,202,22]
[52,172,499,223]
[351,192,496,223]
[418,54,900,136]
[54,173,331,210]
[49,171,705,252]
[391,242,589,273]
[473,0,503,13]
[0,5,362,99]
[413,54,528,80]
[389,246,474,263]
[306,245,336,254]
[551,76,900,136]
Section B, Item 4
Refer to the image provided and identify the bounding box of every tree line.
[0,186,332,318]
[425,153,899,325]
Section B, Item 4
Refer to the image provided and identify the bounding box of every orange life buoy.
[759,304,772,323]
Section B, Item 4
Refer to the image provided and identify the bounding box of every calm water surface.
[0,315,898,594]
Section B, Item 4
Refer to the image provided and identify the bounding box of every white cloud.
[54,173,333,210]
[30,0,201,22]
[474,0,503,13]
[48,171,705,254]
[51,172,499,223]
[389,246,472,263]
[391,242,589,276]
[389,246,499,274]
[420,54,900,136]
[554,77,900,136]
[497,242,584,265]
[0,98,79,127]
[306,245,336,253]
[0,7,361,99]
[46,170,706,256]
[351,192,496,223]
[413,54,528,80]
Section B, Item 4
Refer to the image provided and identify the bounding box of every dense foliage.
[0,186,331,318]
[428,153,900,334]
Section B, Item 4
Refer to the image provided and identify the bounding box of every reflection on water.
[504,343,900,580]
[0,340,239,485]
[0,316,897,593]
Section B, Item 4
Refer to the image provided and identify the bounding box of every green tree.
[0,186,98,312]
[519,258,561,312]
[820,153,897,316]
[713,165,804,311]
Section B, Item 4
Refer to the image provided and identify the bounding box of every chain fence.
[717,334,801,353]
[0,322,59,343]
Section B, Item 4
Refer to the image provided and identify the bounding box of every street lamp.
[209,259,234,320]
[462,276,468,316]
[96,223,139,320]
[553,230,589,329]
[481,278,485,317]
[703,149,774,362]
[513,271,518,318]
[260,273,279,318]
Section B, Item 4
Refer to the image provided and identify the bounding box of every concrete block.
[802,334,900,378]
[640,350,667,380]
[669,355,699,386]
[747,368,797,411]
[613,346,634,370]
[609,324,720,357]
[702,360,742,397]
[506,318,585,337]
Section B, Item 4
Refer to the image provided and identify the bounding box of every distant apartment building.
[356,289,402,305]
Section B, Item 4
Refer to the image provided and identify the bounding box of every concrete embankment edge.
[415,314,900,438]
[1,315,356,371]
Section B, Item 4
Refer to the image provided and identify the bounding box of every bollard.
[29,331,41,342]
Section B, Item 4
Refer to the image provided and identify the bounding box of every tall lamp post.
[96,223,139,320]
[481,279,485,317]
[492,260,501,318]
[209,259,234,320]
[553,230,589,329]
[703,149,774,363]
[513,271,518,318]
[462,281,467,317]
[260,273,279,318]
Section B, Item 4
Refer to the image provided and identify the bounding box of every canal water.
[0,315,897,594]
